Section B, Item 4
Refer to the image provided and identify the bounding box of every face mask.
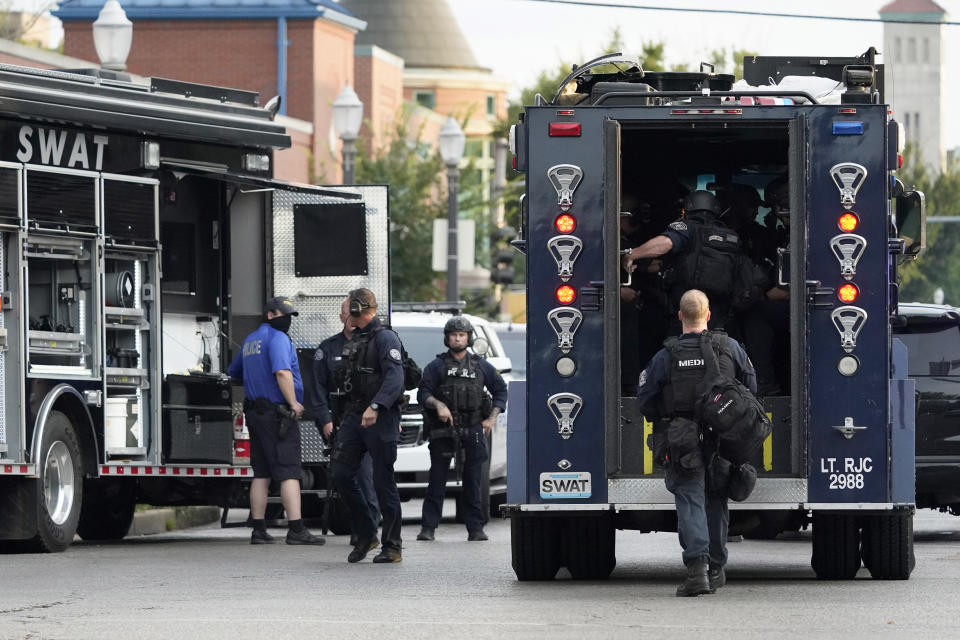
[268,315,292,333]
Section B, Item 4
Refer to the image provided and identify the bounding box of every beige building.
[880,0,948,175]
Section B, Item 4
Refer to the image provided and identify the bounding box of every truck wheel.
[810,512,860,579]
[24,411,83,552]
[511,516,562,581]
[489,491,506,519]
[77,479,136,541]
[562,514,616,580]
[861,512,915,580]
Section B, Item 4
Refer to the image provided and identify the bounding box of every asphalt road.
[2,505,960,640]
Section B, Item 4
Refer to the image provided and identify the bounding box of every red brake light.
[555,214,576,234]
[838,212,859,232]
[556,285,576,304]
[838,283,859,303]
[549,122,581,137]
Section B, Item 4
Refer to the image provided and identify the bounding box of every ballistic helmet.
[443,316,474,348]
[682,190,721,216]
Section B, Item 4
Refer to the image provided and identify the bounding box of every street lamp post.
[332,85,363,184]
[438,117,466,303]
[92,1,133,72]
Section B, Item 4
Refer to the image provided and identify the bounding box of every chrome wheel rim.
[43,441,76,525]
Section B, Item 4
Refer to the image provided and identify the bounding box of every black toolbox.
[162,374,234,464]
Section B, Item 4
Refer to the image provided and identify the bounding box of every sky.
[448,0,960,149]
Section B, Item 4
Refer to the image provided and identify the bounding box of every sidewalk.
[129,506,222,536]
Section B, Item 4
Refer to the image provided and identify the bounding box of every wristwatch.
[369,402,380,411]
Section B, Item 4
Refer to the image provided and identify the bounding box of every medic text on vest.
[16,126,109,171]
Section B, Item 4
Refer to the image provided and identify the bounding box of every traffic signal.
[490,225,516,285]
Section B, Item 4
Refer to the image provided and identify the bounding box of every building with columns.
[880,0,948,175]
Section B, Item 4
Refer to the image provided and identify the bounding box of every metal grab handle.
[620,249,633,287]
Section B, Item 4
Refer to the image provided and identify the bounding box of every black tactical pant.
[421,424,489,532]
[332,409,402,551]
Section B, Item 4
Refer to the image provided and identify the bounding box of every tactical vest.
[339,325,385,412]
[429,353,491,429]
[661,331,736,417]
[677,214,743,300]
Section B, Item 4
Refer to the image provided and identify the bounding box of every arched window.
[908,38,917,63]
[894,37,902,63]
[923,38,930,63]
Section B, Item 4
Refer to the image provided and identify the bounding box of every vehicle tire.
[489,491,507,519]
[77,478,136,541]
[479,456,492,525]
[24,411,83,553]
[562,514,616,580]
[810,512,860,579]
[861,512,914,580]
[511,516,562,581]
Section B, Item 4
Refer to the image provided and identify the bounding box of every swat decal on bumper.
[540,472,592,499]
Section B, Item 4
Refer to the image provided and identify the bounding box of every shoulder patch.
[668,221,687,232]
[314,349,324,361]
[638,370,647,388]
[389,348,402,362]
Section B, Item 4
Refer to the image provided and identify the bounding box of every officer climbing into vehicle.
[635,289,757,596]
[330,288,405,563]
[312,297,379,543]
[227,297,326,546]
[416,316,508,542]
[623,190,745,330]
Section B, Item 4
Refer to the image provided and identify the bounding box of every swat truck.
[0,64,388,551]
[504,50,925,580]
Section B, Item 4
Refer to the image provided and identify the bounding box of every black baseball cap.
[265,296,299,316]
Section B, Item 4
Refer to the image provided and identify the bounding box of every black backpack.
[380,325,422,390]
[680,215,742,300]
[694,333,772,464]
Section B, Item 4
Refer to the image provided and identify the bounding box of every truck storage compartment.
[162,374,233,464]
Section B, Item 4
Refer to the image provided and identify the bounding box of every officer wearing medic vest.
[330,288,404,563]
[622,190,743,330]
[227,297,325,546]
[635,289,756,596]
[312,296,379,544]
[416,316,508,542]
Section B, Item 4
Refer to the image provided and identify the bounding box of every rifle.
[320,390,346,535]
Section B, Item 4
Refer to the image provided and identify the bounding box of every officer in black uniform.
[623,190,744,331]
[330,288,405,563]
[738,176,791,395]
[312,297,379,541]
[227,297,325,546]
[416,316,508,542]
[635,289,756,596]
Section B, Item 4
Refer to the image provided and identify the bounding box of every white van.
[390,310,512,519]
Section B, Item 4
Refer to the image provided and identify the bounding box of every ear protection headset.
[349,296,370,318]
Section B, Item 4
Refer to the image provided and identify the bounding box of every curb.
[129,506,222,536]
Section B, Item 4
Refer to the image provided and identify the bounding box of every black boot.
[676,557,710,597]
[708,564,726,592]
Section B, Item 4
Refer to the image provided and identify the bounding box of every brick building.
[54,0,509,193]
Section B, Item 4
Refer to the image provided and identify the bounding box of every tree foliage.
[897,147,960,305]
[354,107,445,302]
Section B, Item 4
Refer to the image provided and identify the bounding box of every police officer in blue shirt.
[416,316,508,542]
[636,289,756,596]
[330,288,405,563]
[312,297,379,542]
[227,297,325,546]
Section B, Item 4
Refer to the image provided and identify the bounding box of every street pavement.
[2,504,960,640]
